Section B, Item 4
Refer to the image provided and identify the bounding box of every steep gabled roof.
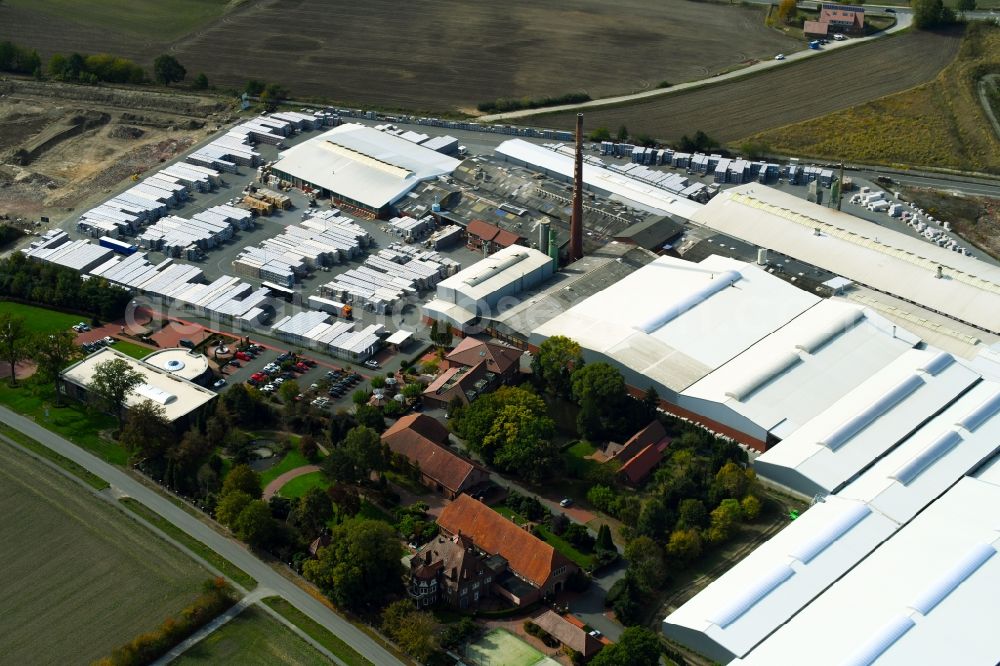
[447,336,522,375]
[533,610,604,657]
[437,495,573,587]
[382,415,483,493]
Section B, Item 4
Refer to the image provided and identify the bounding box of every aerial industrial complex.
[12,97,1000,666]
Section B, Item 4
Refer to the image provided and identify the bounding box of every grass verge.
[744,23,1000,172]
[110,339,156,360]
[0,421,109,490]
[262,597,374,666]
[119,497,257,590]
[0,379,127,464]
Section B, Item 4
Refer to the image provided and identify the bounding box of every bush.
[477,91,591,114]
[96,579,235,666]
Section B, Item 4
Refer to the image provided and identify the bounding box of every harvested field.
[0,0,797,114]
[0,442,207,664]
[745,24,1000,173]
[175,606,329,665]
[529,29,961,144]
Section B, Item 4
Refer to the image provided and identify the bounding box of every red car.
[251,372,267,383]
[235,351,251,362]
[294,362,309,372]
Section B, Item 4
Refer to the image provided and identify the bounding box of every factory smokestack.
[569,113,584,262]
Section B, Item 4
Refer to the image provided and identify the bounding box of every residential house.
[532,610,605,659]
[409,533,505,609]
[819,3,865,33]
[436,494,578,607]
[422,361,494,409]
[382,414,490,498]
[446,336,523,383]
[606,420,672,485]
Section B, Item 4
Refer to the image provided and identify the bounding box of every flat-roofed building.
[59,348,217,424]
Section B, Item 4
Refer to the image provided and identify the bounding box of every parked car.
[76,322,90,332]
[103,336,115,345]
[364,359,380,369]
[559,498,574,507]
[228,360,241,368]
[213,378,227,389]
[294,362,309,372]
[235,351,251,362]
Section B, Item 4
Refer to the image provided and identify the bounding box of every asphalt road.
[0,404,403,666]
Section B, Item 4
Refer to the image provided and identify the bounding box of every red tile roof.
[819,6,864,26]
[803,20,829,35]
[382,415,484,494]
[466,219,500,242]
[447,337,522,375]
[494,228,523,248]
[437,495,574,587]
[611,420,668,464]
[619,439,670,484]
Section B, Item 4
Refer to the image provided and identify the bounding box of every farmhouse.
[819,3,864,34]
[608,420,673,485]
[59,348,217,425]
[381,414,489,498]
[270,123,461,219]
[435,494,578,606]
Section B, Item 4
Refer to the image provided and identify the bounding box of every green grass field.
[111,339,156,360]
[263,598,373,666]
[0,378,127,464]
[0,442,208,664]
[260,449,312,487]
[0,301,80,336]
[278,471,327,499]
[174,606,328,665]
[4,0,232,41]
[465,629,559,666]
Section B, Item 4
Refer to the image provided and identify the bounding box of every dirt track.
[530,28,962,143]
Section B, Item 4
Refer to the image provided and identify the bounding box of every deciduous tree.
[381,600,440,662]
[589,627,661,666]
[666,527,703,564]
[216,490,253,527]
[532,335,583,397]
[623,535,667,594]
[120,399,173,461]
[706,498,743,544]
[88,357,145,429]
[0,313,28,387]
[233,499,275,549]
[295,486,334,540]
[32,329,77,400]
[303,518,404,612]
[153,54,186,85]
[222,463,263,499]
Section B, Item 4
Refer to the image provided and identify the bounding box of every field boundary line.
[151,590,269,666]
[0,423,109,489]
[258,596,350,666]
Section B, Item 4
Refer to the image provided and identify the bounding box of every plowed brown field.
[530,29,962,143]
[0,0,797,114]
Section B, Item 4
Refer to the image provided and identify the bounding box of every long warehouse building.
[270,123,461,218]
[691,184,1000,335]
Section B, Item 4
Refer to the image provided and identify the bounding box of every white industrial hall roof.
[60,348,216,422]
[494,138,704,219]
[733,475,1000,666]
[531,254,821,393]
[692,184,1000,335]
[682,299,921,441]
[662,495,899,664]
[272,123,460,210]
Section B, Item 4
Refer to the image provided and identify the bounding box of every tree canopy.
[911,0,955,28]
[303,518,404,612]
[120,399,173,461]
[381,601,439,662]
[532,335,583,397]
[222,464,263,499]
[153,54,186,85]
[323,425,384,485]
[32,329,77,398]
[88,357,145,428]
[0,313,28,387]
[589,627,661,666]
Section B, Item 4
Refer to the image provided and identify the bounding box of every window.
[485,576,492,583]
[473,581,480,589]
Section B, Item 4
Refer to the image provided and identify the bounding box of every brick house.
[382,414,490,499]
[409,533,506,609]
[446,336,523,383]
[434,494,578,607]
